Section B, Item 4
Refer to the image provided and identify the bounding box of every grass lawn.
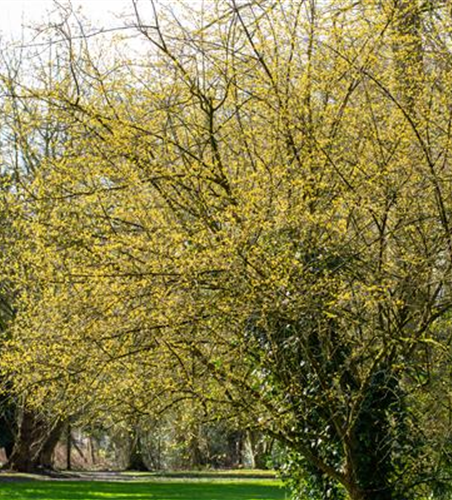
[0,475,286,500]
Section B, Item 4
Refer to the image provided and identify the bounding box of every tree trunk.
[245,431,256,468]
[128,433,148,471]
[5,408,65,472]
[6,408,40,472]
[36,419,65,470]
[3,440,13,461]
[66,422,72,471]
[347,486,393,500]
[347,486,367,500]
[89,436,97,467]
[246,431,271,469]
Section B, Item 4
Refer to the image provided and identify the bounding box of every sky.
[0,0,136,40]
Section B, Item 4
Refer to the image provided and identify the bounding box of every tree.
[0,32,72,472]
[2,0,452,497]
[0,184,65,472]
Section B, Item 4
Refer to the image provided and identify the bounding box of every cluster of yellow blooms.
[1,1,452,497]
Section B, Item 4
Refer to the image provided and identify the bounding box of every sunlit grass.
[0,477,286,500]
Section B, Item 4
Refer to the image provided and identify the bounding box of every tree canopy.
[2,1,452,498]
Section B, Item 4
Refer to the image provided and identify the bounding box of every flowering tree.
[2,0,452,497]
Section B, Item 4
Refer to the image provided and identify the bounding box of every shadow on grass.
[129,471,277,480]
[0,479,286,500]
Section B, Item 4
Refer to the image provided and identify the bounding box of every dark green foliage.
[351,368,408,500]
[280,450,346,500]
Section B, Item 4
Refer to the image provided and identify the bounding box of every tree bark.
[3,440,13,461]
[5,408,64,472]
[128,433,148,471]
[36,419,65,470]
[347,487,366,500]
[6,408,40,472]
[66,422,72,471]
[347,486,393,500]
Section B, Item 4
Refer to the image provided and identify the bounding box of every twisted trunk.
[5,408,64,472]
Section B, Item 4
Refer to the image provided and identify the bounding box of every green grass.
[0,477,286,500]
[120,470,277,479]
